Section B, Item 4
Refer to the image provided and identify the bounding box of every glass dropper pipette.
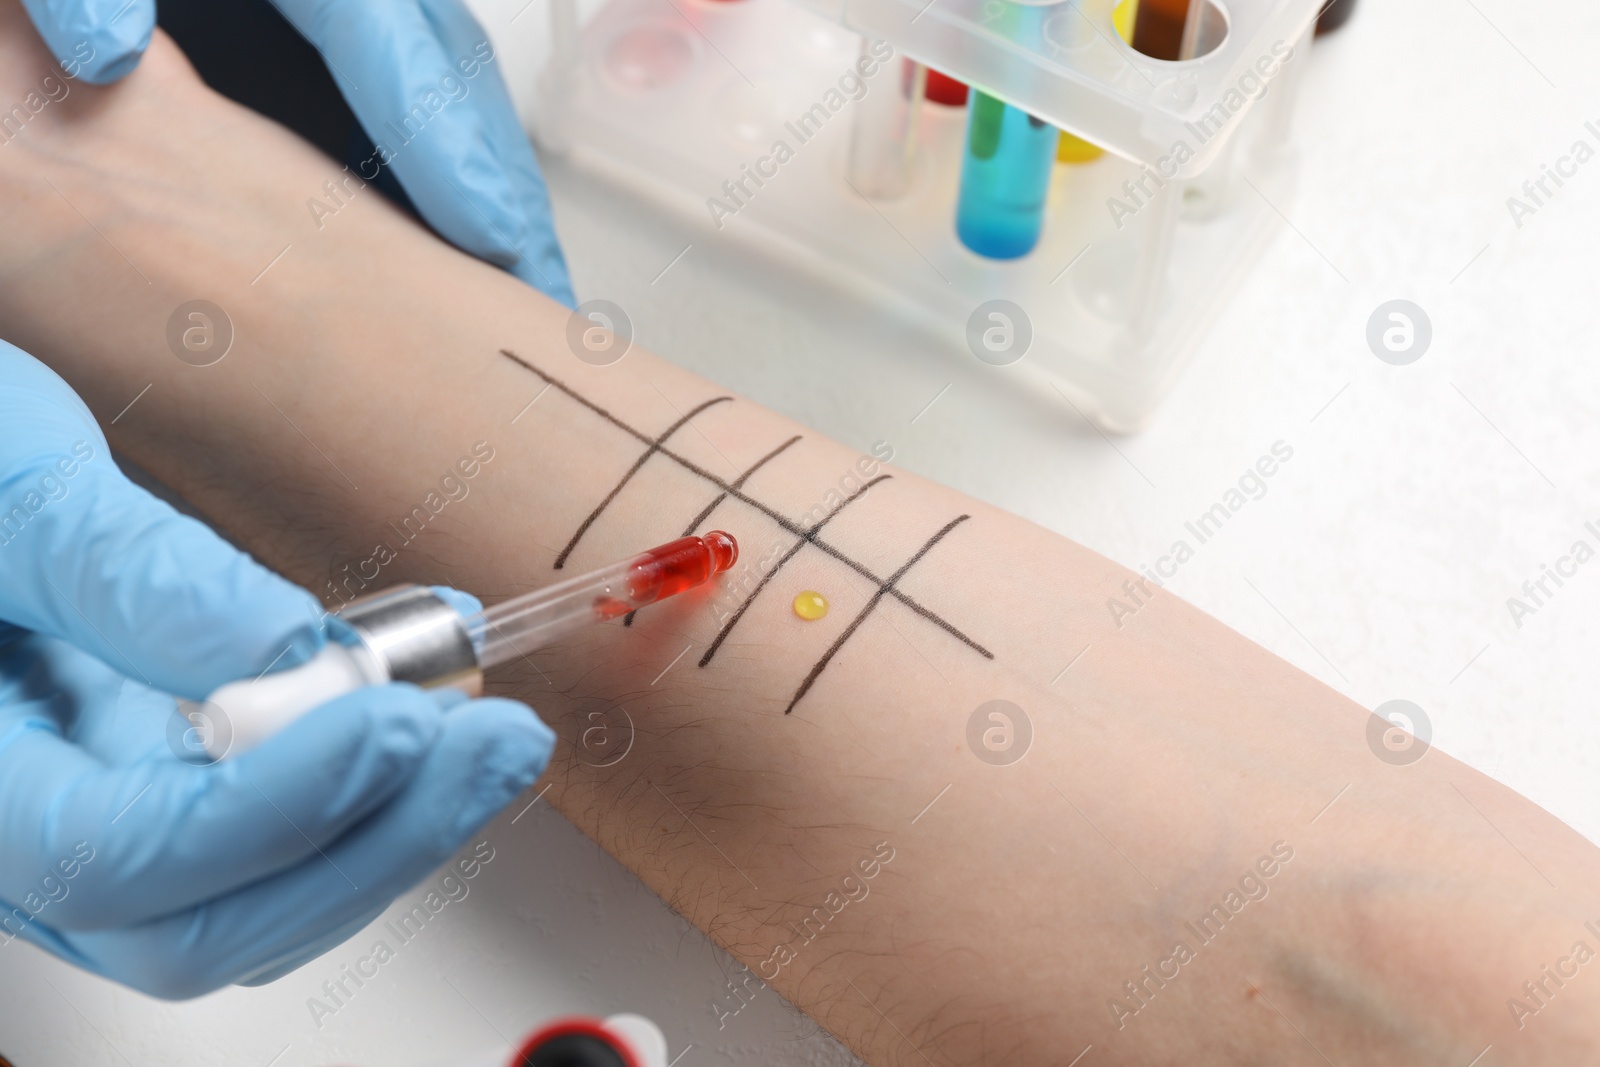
[198,532,739,760]
[468,530,737,668]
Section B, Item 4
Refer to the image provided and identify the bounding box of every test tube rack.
[532,0,1325,431]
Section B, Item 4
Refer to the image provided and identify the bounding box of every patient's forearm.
[3,19,1600,1065]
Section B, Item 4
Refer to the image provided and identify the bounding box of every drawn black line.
[683,433,803,536]
[552,394,733,568]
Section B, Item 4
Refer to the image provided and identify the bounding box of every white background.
[4,0,1600,1063]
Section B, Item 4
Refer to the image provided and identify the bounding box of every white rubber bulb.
[199,643,386,760]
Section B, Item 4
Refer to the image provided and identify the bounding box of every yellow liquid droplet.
[792,591,829,621]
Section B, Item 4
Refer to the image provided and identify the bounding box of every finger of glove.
[19,0,155,83]
[0,346,326,698]
[0,684,446,930]
[39,697,552,999]
[232,900,390,987]
[283,0,574,305]
[0,635,175,767]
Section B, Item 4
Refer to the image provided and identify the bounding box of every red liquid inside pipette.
[592,532,738,620]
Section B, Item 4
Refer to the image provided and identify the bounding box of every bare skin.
[1,7,1598,1063]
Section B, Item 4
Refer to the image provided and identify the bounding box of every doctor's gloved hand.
[21,0,575,306]
[0,342,555,998]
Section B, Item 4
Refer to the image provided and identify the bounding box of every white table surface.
[5,1,1600,1063]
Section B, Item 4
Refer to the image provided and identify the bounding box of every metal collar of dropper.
[336,584,483,695]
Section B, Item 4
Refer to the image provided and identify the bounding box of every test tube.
[845,50,926,200]
[1058,0,1140,164]
[1122,0,1208,325]
[1130,0,1205,60]
[925,69,969,107]
[955,91,1059,259]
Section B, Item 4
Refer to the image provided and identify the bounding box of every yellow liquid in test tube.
[1058,0,1139,163]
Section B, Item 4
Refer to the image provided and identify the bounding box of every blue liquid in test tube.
[956,91,1058,259]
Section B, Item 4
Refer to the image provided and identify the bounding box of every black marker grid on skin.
[499,351,993,712]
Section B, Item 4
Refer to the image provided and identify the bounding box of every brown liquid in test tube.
[1131,0,1203,60]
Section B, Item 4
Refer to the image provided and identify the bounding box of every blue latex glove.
[20,0,575,306]
[0,342,555,998]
